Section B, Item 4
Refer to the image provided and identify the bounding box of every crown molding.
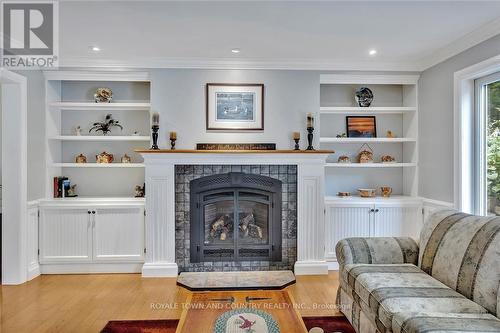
[59,56,421,72]
[418,17,500,71]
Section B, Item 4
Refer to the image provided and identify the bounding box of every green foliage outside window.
[487,82,500,202]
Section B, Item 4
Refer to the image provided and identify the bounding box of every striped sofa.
[335,209,500,333]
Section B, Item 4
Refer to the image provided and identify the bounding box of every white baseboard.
[327,261,339,271]
[141,263,178,277]
[294,260,329,275]
[27,264,40,281]
[40,263,143,274]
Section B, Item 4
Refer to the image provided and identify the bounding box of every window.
[474,72,500,216]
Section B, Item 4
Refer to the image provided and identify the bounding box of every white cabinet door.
[372,204,421,238]
[325,204,372,260]
[93,207,145,262]
[39,208,92,263]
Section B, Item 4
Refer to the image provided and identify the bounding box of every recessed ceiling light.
[231,48,241,54]
[369,49,377,56]
[90,46,100,52]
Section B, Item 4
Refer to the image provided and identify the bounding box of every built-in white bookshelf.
[44,71,151,199]
[319,74,419,199]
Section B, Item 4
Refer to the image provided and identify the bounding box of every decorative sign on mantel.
[196,143,276,150]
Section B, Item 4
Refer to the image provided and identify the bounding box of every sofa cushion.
[392,312,500,333]
[419,210,500,316]
[345,263,488,331]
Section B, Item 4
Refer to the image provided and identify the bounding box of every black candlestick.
[306,127,315,150]
[294,138,300,150]
[170,138,176,150]
[151,125,159,150]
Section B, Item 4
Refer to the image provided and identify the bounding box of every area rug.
[100,316,355,333]
[100,319,179,333]
[302,316,356,333]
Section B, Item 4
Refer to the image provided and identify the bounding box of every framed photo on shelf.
[346,116,377,138]
[206,83,264,131]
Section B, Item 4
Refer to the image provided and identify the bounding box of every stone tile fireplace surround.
[175,165,297,272]
[137,150,330,277]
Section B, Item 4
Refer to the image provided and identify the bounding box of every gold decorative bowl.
[358,188,376,198]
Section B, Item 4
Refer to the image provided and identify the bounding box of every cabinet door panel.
[325,205,371,260]
[373,205,421,238]
[39,208,92,263]
[93,207,145,262]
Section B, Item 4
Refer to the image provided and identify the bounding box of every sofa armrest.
[335,237,419,266]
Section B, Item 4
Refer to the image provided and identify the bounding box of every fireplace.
[190,172,282,263]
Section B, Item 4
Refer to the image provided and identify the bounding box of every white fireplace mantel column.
[137,150,332,277]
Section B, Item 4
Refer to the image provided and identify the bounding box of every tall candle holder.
[306,113,315,150]
[151,112,160,150]
[151,125,159,150]
[306,127,315,150]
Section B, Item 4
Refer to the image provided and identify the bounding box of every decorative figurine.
[338,155,351,163]
[94,87,113,103]
[67,184,78,197]
[134,184,145,198]
[380,186,393,198]
[169,131,177,150]
[357,143,374,163]
[336,133,347,138]
[386,130,396,138]
[355,87,374,107]
[96,151,114,164]
[75,153,87,164]
[306,113,315,150]
[89,114,123,135]
[381,155,396,163]
[121,154,131,163]
[293,132,300,150]
[151,112,160,150]
[75,126,82,136]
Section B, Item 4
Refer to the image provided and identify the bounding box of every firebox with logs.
[190,172,282,263]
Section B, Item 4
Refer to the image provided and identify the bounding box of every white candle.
[152,112,160,126]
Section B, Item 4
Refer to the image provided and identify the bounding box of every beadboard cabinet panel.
[93,207,145,262]
[39,208,92,263]
[325,205,371,260]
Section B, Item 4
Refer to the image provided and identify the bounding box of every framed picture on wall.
[206,83,264,131]
[346,116,377,138]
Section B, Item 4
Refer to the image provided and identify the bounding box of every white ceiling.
[59,1,500,71]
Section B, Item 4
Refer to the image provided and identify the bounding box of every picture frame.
[206,83,264,131]
[346,116,377,138]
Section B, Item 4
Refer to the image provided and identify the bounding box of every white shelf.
[320,106,416,114]
[320,137,417,143]
[48,102,151,111]
[49,135,150,142]
[325,195,422,204]
[326,162,417,168]
[51,163,145,168]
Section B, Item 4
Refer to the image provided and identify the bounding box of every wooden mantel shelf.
[135,149,334,154]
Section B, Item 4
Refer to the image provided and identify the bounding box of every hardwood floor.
[0,271,340,333]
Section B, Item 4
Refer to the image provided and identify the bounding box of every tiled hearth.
[175,165,297,272]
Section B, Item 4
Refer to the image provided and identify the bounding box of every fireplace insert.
[190,172,282,263]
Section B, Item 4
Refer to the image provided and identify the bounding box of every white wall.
[150,69,319,150]
[419,33,500,203]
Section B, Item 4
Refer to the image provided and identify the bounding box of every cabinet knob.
[370,209,375,212]
[92,211,96,214]
[375,209,379,213]
[87,211,91,214]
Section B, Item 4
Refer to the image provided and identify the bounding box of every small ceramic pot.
[380,186,393,197]
[121,154,131,163]
[96,151,114,164]
[75,153,87,164]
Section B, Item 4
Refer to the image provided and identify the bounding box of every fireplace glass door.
[190,172,282,263]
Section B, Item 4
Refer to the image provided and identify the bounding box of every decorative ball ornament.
[355,87,374,107]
